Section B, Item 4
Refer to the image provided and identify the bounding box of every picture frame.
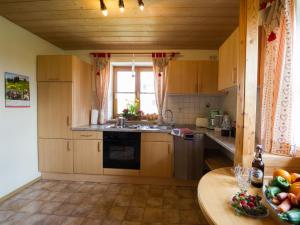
[5,72,30,108]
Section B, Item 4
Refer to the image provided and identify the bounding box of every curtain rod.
[90,52,181,55]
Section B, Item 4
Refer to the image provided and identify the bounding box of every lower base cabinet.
[74,140,103,174]
[39,139,73,173]
[140,141,173,178]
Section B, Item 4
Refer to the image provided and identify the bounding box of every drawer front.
[141,133,173,142]
[73,131,103,140]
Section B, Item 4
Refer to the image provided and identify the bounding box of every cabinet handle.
[48,78,59,81]
[80,134,92,137]
[98,142,101,152]
[66,116,70,126]
[168,144,171,155]
[232,67,237,84]
[67,141,71,151]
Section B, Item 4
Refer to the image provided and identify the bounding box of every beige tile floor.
[0,180,209,225]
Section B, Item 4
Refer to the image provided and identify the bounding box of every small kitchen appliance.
[208,110,219,129]
[195,117,208,128]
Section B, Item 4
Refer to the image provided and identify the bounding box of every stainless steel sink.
[104,124,173,131]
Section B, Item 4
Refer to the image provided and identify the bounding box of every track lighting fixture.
[100,0,108,16]
[99,0,145,16]
[138,0,144,11]
[119,0,125,13]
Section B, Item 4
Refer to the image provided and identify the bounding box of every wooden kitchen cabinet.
[37,55,73,81]
[38,82,72,139]
[218,27,239,90]
[74,140,103,175]
[141,141,173,178]
[141,133,173,178]
[38,55,92,139]
[167,60,219,94]
[198,61,219,94]
[39,139,73,173]
[167,61,199,94]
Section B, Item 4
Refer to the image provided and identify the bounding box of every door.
[74,140,103,174]
[198,61,219,94]
[140,141,173,177]
[167,61,199,94]
[37,55,73,81]
[39,139,73,173]
[38,82,72,139]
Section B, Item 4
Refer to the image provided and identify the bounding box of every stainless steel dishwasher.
[173,133,204,180]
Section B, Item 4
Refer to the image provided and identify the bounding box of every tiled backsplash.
[165,95,223,125]
[165,88,238,125]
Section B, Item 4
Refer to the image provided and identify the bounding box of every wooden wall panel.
[0,0,239,50]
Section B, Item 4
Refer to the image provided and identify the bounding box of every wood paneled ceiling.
[0,0,239,50]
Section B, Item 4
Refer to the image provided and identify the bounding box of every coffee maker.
[208,109,219,129]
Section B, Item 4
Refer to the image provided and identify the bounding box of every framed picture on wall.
[5,72,30,108]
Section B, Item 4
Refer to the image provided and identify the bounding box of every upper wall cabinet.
[37,55,73,82]
[218,27,239,91]
[167,60,219,94]
[167,61,199,94]
[198,61,218,94]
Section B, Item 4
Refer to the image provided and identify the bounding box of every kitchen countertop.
[72,124,235,153]
[72,124,172,133]
[197,167,278,225]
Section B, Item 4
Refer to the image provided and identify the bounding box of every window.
[113,66,157,117]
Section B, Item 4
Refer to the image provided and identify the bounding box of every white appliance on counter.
[196,117,208,128]
[90,109,99,125]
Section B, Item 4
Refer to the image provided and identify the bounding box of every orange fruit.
[290,182,300,196]
[291,173,300,183]
[273,169,291,183]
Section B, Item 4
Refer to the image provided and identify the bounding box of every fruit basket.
[263,169,300,225]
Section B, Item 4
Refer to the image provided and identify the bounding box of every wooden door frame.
[235,0,259,167]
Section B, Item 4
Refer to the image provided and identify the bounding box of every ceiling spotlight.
[119,0,125,13]
[100,0,108,16]
[138,0,144,11]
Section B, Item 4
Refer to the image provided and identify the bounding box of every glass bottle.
[251,145,265,188]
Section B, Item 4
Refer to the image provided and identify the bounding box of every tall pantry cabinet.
[37,55,92,173]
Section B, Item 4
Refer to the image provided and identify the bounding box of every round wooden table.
[197,167,279,225]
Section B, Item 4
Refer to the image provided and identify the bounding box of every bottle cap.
[255,144,263,153]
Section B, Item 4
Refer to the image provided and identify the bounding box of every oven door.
[103,132,140,169]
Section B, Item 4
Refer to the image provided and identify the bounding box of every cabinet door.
[167,61,198,94]
[218,27,239,90]
[38,82,72,139]
[39,139,73,173]
[141,141,173,178]
[37,55,73,81]
[74,140,103,174]
[198,61,219,94]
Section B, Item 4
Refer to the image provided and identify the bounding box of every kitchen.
[0,0,300,225]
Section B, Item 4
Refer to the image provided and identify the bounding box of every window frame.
[112,66,156,118]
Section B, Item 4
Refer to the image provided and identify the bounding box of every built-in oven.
[103,131,141,170]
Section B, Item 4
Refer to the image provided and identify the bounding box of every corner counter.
[197,167,278,225]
